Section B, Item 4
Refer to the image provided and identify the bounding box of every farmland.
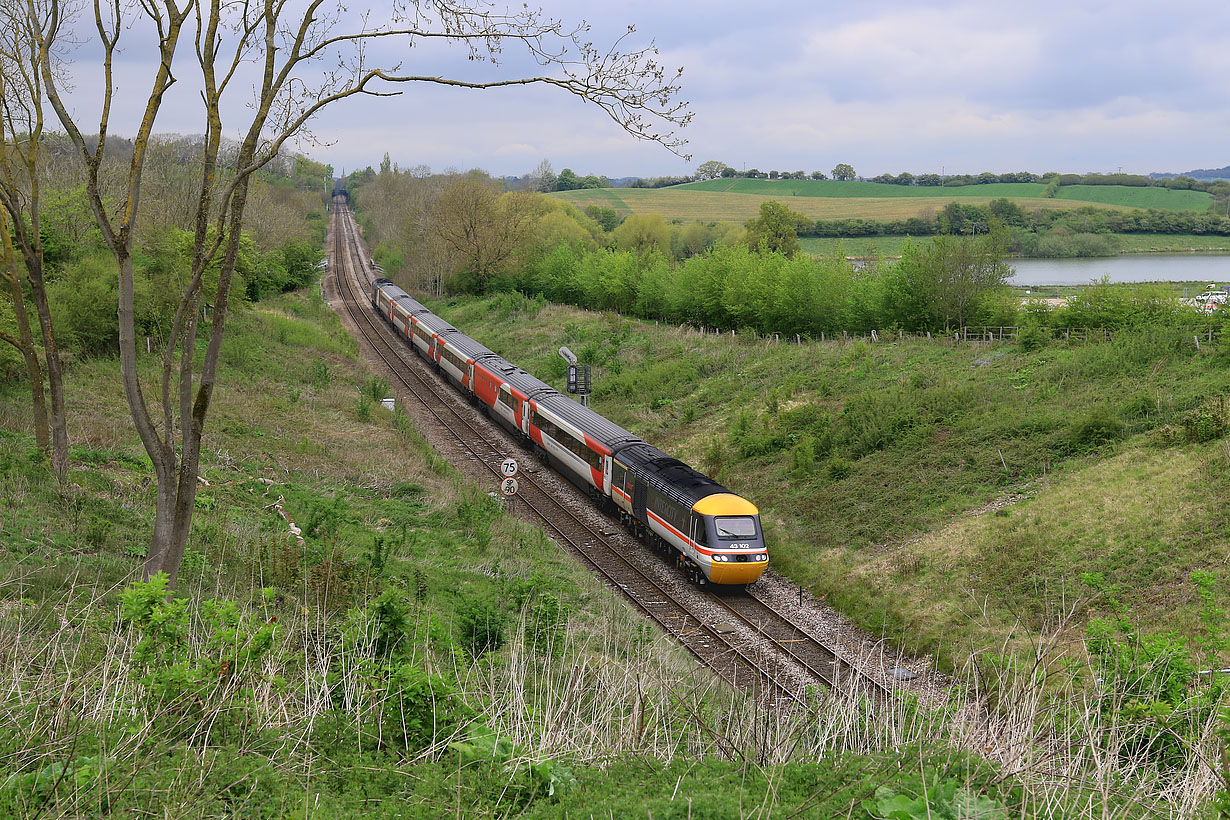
[683,178,1213,210]
[551,179,1212,226]
[551,186,1075,224]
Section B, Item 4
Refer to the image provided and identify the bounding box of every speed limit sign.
[500,458,519,477]
[500,477,519,496]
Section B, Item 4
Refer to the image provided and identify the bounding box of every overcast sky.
[53,0,1230,180]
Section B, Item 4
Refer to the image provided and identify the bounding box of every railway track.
[326,200,892,706]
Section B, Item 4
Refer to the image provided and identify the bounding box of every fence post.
[1195,335,1201,351]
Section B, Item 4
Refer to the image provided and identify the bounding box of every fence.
[672,323,1223,348]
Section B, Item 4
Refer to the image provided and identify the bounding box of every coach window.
[612,461,626,494]
[496,386,512,410]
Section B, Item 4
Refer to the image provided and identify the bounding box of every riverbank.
[801,233,1230,260]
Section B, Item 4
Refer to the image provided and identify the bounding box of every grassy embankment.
[3,279,1226,815]
[2,283,1143,818]
[430,294,1230,672]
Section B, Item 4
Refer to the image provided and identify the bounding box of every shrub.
[1017,324,1049,352]
[382,663,472,751]
[825,456,852,481]
[457,594,504,658]
[1180,406,1227,443]
[1063,406,1125,453]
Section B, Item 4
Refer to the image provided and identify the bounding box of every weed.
[457,593,504,658]
[309,357,331,388]
[360,374,390,404]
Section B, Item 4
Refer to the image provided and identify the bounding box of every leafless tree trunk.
[34,0,689,588]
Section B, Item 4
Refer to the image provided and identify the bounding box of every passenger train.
[371,278,768,586]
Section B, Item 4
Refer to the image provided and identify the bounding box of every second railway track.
[325,200,893,706]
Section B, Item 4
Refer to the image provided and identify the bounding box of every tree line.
[350,164,1213,340]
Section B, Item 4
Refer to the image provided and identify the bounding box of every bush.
[457,594,504,658]
[383,663,471,751]
[1017,324,1050,352]
[1063,406,1125,453]
[1180,404,1228,443]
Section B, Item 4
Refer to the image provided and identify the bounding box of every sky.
[48,0,1230,181]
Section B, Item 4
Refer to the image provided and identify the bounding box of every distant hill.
[1150,165,1230,181]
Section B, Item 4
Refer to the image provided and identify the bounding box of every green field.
[552,187,1086,224]
[551,180,1212,228]
[683,178,1213,211]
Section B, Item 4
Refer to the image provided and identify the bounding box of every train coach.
[370,278,768,586]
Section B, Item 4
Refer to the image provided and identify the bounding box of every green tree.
[695,159,728,180]
[897,231,1012,329]
[831,163,856,181]
[432,177,539,292]
[744,200,808,258]
[555,168,580,191]
[612,213,672,256]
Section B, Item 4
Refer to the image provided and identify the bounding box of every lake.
[1010,254,1230,287]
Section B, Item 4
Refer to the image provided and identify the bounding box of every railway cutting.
[325,199,896,706]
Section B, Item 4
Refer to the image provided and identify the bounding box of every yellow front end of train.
[694,493,768,584]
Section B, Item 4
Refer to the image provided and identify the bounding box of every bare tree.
[0,0,69,479]
[525,158,557,193]
[30,0,690,588]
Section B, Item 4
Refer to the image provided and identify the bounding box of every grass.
[552,187,1093,224]
[682,178,1213,211]
[427,295,1230,672]
[1,279,1227,817]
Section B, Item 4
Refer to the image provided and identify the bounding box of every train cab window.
[691,514,708,546]
[714,516,757,539]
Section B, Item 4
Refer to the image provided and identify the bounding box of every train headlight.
[757,553,768,561]
[711,554,726,562]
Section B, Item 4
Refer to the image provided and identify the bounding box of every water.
[1010,254,1230,287]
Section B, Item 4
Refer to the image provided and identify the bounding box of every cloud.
[42,0,1230,178]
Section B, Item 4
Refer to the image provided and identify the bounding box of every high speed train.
[372,278,767,586]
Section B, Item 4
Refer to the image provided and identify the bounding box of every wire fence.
[672,323,1225,348]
